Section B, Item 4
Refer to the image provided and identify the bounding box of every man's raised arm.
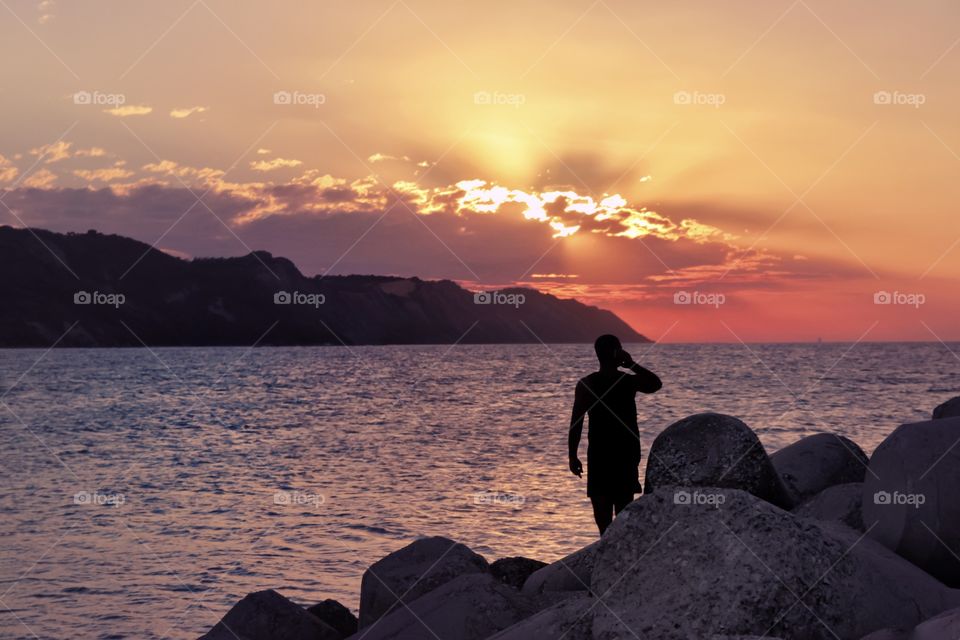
[620,352,662,394]
[568,380,589,477]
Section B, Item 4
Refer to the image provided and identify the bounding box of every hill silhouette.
[0,226,649,347]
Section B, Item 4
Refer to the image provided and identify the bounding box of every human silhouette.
[568,334,662,535]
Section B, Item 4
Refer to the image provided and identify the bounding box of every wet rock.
[358,536,488,628]
[347,573,561,640]
[306,599,357,638]
[793,482,865,531]
[644,413,792,508]
[863,417,960,586]
[932,396,960,420]
[488,595,594,640]
[198,589,340,640]
[521,541,601,595]
[490,556,547,590]
[771,433,869,504]
[912,605,960,639]
[590,488,959,640]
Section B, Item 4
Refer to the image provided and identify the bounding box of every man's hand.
[569,457,583,477]
[618,349,635,368]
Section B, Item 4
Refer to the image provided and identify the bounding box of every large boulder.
[488,595,595,640]
[771,433,869,504]
[358,536,488,628]
[198,589,340,640]
[793,482,865,531]
[590,488,960,640]
[521,541,600,595]
[490,556,547,590]
[912,605,960,639]
[863,417,960,586]
[932,396,960,420]
[346,573,561,640]
[306,599,357,638]
[644,413,792,508]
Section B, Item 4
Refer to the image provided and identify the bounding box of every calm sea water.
[1,342,958,640]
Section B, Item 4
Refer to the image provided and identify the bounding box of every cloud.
[169,106,208,119]
[104,105,153,117]
[29,141,72,163]
[0,155,19,183]
[37,0,54,23]
[256,148,271,155]
[21,168,57,188]
[250,158,303,172]
[73,168,136,183]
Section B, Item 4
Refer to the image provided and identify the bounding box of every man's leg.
[591,495,614,535]
[613,492,635,515]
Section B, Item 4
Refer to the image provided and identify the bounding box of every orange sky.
[0,0,958,341]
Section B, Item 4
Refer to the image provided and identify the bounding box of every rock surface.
[198,589,340,640]
[521,541,601,595]
[793,482,865,531]
[488,595,594,640]
[590,488,960,640]
[932,396,960,420]
[771,433,869,504]
[490,556,547,590]
[306,599,357,638]
[912,605,960,639]
[863,417,960,586]
[644,413,792,508]
[358,536,489,628]
[347,573,561,640]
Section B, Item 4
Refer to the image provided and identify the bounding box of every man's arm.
[568,380,589,477]
[620,351,662,394]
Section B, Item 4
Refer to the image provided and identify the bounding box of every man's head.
[594,334,622,367]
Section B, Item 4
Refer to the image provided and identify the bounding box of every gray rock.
[198,589,340,640]
[521,541,601,595]
[644,413,792,508]
[863,417,960,586]
[793,482,865,531]
[358,536,488,628]
[488,595,595,640]
[859,632,909,640]
[912,605,960,639]
[346,573,561,640]
[306,599,357,638]
[490,556,547,590]
[590,488,960,640]
[771,433,869,504]
[933,396,960,420]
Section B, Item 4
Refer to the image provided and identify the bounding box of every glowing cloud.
[104,105,153,117]
[169,106,208,119]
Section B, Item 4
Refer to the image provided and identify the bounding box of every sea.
[0,342,957,639]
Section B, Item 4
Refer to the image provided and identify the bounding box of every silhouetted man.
[569,334,662,535]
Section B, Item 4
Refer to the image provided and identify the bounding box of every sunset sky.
[1,0,959,342]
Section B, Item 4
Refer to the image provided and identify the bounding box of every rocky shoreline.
[198,396,960,640]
